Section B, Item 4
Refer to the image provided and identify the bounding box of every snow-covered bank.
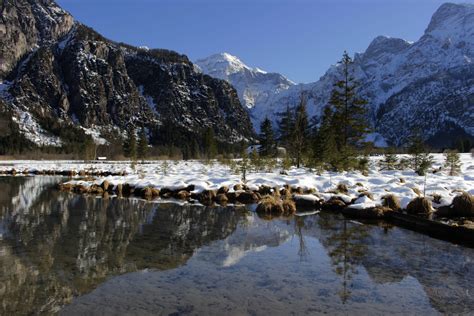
[1,154,473,211]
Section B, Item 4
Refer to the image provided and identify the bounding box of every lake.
[0,176,473,315]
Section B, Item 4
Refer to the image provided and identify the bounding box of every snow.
[2,154,473,211]
[138,85,159,115]
[195,53,295,114]
[195,4,474,141]
[11,110,63,147]
[81,126,109,145]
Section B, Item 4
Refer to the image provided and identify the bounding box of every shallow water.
[0,176,473,315]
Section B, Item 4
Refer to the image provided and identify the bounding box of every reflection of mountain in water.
[0,177,244,315]
[1,177,474,315]
[197,214,293,267]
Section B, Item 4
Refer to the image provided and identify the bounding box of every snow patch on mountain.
[12,110,63,147]
[197,3,474,146]
[195,53,295,122]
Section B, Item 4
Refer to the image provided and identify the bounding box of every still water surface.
[0,176,473,315]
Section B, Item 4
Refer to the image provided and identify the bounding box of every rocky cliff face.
[198,3,474,147]
[0,0,254,147]
[0,0,74,79]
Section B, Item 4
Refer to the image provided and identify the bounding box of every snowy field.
[1,154,473,210]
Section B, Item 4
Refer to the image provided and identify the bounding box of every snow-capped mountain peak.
[196,52,254,78]
[195,53,295,112]
[197,3,474,147]
[425,2,474,42]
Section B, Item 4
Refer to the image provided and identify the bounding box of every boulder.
[293,194,321,208]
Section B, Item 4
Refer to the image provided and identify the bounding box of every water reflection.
[0,177,473,315]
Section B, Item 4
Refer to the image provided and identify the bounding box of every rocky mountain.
[197,3,474,147]
[195,53,294,119]
[0,0,254,149]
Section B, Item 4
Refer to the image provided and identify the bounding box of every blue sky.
[56,0,460,83]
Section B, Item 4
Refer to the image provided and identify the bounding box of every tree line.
[256,51,468,174]
[258,52,371,171]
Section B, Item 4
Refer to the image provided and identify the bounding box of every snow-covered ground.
[1,154,473,210]
[0,154,474,208]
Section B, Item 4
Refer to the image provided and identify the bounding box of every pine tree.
[124,126,137,160]
[137,127,148,159]
[202,127,218,159]
[329,51,369,151]
[313,106,337,168]
[259,117,276,157]
[82,136,96,160]
[444,150,462,176]
[408,132,425,171]
[379,148,398,171]
[417,153,434,176]
[292,94,310,168]
[277,105,295,149]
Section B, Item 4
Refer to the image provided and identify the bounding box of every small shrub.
[444,150,462,176]
[379,150,398,171]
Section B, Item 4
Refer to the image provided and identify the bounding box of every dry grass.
[382,194,401,212]
[452,193,474,217]
[406,197,432,215]
[256,195,296,217]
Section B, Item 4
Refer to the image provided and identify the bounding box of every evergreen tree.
[379,148,398,171]
[408,132,425,171]
[124,126,137,160]
[82,136,96,161]
[202,127,218,159]
[259,117,276,157]
[312,106,338,168]
[444,150,462,176]
[329,51,369,151]
[137,127,148,159]
[277,105,295,149]
[292,94,310,168]
[417,153,434,176]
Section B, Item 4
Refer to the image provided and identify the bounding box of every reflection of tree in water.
[0,177,244,315]
[318,213,371,303]
[294,217,309,261]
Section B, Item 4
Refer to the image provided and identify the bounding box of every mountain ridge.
[0,0,255,152]
[197,2,474,146]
